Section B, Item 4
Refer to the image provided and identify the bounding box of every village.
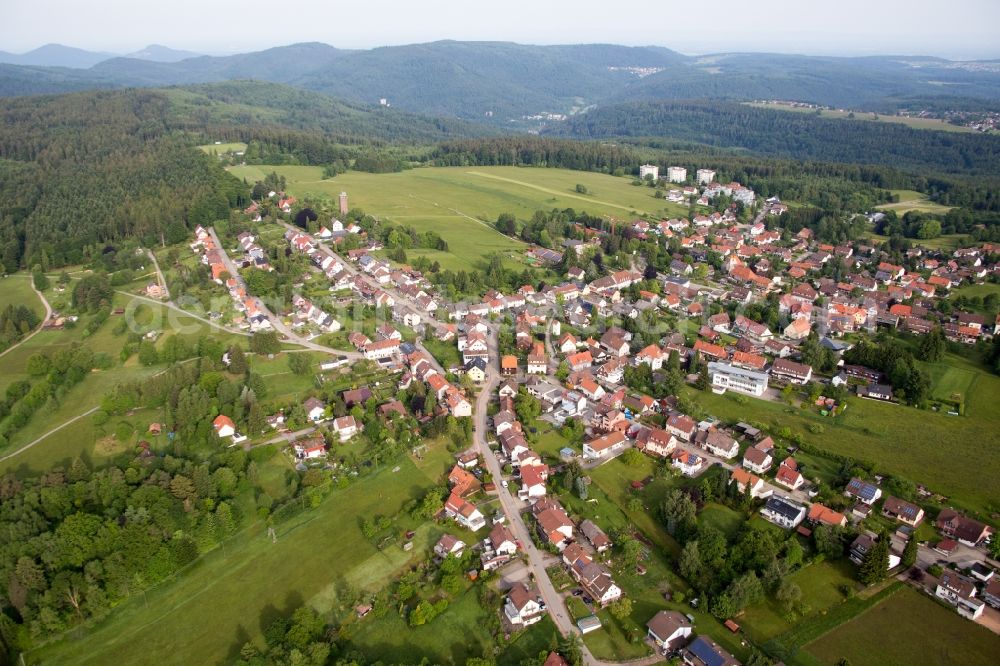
[181,169,1000,665]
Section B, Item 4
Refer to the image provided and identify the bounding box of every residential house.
[936,572,985,620]
[844,477,882,505]
[849,533,901,568]
[580,519,612,553]
[518,464,548,500]
[646,610,692,654]
[332,415,359,442]
[639,428,678,458]
[583,431,628,460]
[760,496,807,529]
[504,583,546,626]
[570,559,623,607]
[808,503,847,527]
[703,429,739,459]
[774,457,804,490]
[665,414,697,442]
[303,397,327,422]
[671,449,705,477]
[937,509,993,547]
[770,358,813,384]
[444,493,486,531]
[535,503,574,550]
[742,446,772,474]
[730,468,768,498]
[682,636,740,666]
[213,415,236,439]
[567,350,594,372]
[881,496,925,527]
[434,534,466,558]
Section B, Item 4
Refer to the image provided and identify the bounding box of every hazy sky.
[4,0,1000,60]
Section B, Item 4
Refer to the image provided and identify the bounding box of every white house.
[936,572,986,620]
[445,493,486,531]
[583,431,628,460]
[434,534,466,558]
[504,583,545,626]
[646,611,693,653]
[760,496,807,529]
[671,449,705,477]
[213,415,236,439]
[332,415,359,442]
[703,430,739,459]
[303,397,327,422]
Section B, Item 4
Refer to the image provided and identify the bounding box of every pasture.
[197,141,247,155]
[0,273,45,320]
[803,586,1000,666]
[226,165,690,269]
[28,445,453,666]
[683,361,1000,515]
[746,103,978,134]
[875,189,954,215]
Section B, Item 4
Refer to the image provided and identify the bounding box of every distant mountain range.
[1,41,999,125]
[0,43,201,68]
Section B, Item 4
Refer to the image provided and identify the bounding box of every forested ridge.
[548,101,1000,176]
[0,82,490,270]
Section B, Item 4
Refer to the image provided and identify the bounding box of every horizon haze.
[4,0,1000,61]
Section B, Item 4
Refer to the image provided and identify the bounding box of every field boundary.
[763,581,902,665]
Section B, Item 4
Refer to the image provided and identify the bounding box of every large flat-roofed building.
[667,166,687,183]
[639,164,659,180]
[708,362,769,397]
[696,169,716,185]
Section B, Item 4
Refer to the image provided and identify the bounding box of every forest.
[548,101,1000,177]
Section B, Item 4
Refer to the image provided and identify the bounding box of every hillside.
[0,81,491,270]
[3,41,998,123]
[547,100,1000,176]
[619,53,1000,109]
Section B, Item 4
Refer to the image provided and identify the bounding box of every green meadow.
[226,165,691,269]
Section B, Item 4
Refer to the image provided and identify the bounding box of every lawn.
[421,338,462,370]
[28,448,453,666]
[226,165,690,269]
[682,370,1000,515]
[698,502,745,539]
[248,351,321,402]
[803,586,1000,666]
[920,357,978,412]
[739,559,859,643]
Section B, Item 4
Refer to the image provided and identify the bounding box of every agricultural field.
[27,442,465,666]
[226,165,690,270]
[875,189,954,215]
[746,103,978,134]
[802,586,1000,666]
[682,362,1000,515]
